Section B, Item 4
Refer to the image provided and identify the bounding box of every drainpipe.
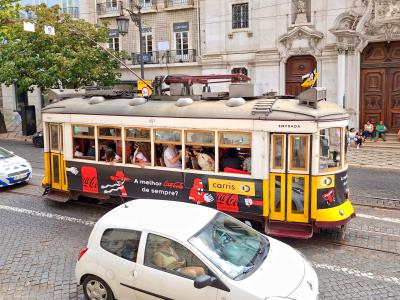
[196,0,201,56]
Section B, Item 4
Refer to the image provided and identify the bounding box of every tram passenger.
[86,142,96,157]
[74,145,83,157]
[220,148,242,172]
[130,142,151,167]
[105,148,121,164]
[242,157,251,173]
[192,147,214,171]
[163,144,182,168]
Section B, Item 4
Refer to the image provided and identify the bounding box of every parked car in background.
[0,147,32,187]
[32,131,44,148]
[76,200,318,300]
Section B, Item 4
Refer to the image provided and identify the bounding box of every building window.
[139,0,153,8]
[175,31,189,57]
[142,33,153,53]
[108,37,119,52]
[232,3,249,29]
[232,67,248,76]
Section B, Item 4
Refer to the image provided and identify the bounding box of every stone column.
[337,48,346,108]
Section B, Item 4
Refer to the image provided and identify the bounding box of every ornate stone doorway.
[360,42,400,132]
[285,55,316,96]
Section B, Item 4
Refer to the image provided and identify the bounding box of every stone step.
[362,142,400,149]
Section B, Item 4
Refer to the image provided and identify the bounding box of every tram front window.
[319,128,342,171]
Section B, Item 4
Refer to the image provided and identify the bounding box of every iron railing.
[132,51,160,65]
[138,0,157,9]
[97,1,122,16]
[166,49,197,63]
[165,0,194,8]
[131,49,197,64]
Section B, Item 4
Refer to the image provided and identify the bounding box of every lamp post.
[117,2,145,79]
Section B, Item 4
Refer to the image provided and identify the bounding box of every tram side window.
[319,128,342,171]
[72,125,95,160]
[98,127,122,163]
[125,128,151,167]
[185,131,215,171]
[219,132,251,174]
[154,129,182,169]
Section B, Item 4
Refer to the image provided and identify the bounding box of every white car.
[0,147,32,187]
[76,200,318,300]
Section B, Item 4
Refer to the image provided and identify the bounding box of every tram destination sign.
[66,161,264,215]
[257,121,317,132]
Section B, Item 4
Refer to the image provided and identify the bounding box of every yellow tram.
[41,83,354,239]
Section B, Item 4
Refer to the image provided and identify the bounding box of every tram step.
[265,222,313,239]
[43,190,70,203]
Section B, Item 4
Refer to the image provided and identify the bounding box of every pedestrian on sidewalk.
[362,121,375,139]
[375,120,387,142]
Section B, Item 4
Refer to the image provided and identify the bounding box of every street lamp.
[117,2,145,79]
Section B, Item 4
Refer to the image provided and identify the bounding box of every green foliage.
[0,4,124,93]
[0,0,20,39]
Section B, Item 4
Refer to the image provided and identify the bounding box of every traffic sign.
[138,80,152,97]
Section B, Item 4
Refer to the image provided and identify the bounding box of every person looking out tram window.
[130,142,151,167]
[163,144,182,169]
[105,148,121,164]
[74,145,83,157]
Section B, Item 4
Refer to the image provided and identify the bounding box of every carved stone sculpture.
[294,0,308,24]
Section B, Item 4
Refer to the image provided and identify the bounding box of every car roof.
[96,200,218,242]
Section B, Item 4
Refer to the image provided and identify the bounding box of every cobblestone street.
[1,140,400,299]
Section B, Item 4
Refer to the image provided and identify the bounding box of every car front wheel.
[83,275,115,300]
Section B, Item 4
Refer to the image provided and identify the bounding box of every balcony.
[164,0,194,10]
[132,51,160,65]
[97,1,122,18]
[62,7,79,19]
[138,0,157,10]
[131,49,197,65]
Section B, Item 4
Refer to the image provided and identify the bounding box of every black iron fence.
[131,49,197,64]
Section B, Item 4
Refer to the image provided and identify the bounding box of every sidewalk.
[0,121,32,142]
[347,146,400,169]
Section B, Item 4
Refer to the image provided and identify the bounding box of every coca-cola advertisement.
[81,166,98,193]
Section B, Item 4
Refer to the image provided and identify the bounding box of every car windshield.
[189,213,270,280]
[0,148,14,160]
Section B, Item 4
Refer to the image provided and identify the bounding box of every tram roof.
[42,95,348,121]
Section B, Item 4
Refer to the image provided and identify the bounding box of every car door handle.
[131,270,138,278]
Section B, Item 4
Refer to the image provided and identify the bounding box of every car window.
[100,229,141,262]
[189,213,270,280]
[144,234,209,279]
[0,147,14,160]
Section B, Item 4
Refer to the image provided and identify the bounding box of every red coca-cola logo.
[163,180,184,190]
[216,193,239,213]
[81,166,99,193]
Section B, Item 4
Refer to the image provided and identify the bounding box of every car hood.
[237,238,305,298]
[0,156,30,173]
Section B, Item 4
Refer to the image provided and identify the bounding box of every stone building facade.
[96,0,201,82]
[201,0,400,131]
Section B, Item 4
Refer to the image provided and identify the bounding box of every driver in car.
[153,237,205,278]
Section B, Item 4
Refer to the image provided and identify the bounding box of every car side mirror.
[194,275,216,289]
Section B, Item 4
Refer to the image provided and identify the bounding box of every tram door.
[269,134,310,223]
[49,124,67,191]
